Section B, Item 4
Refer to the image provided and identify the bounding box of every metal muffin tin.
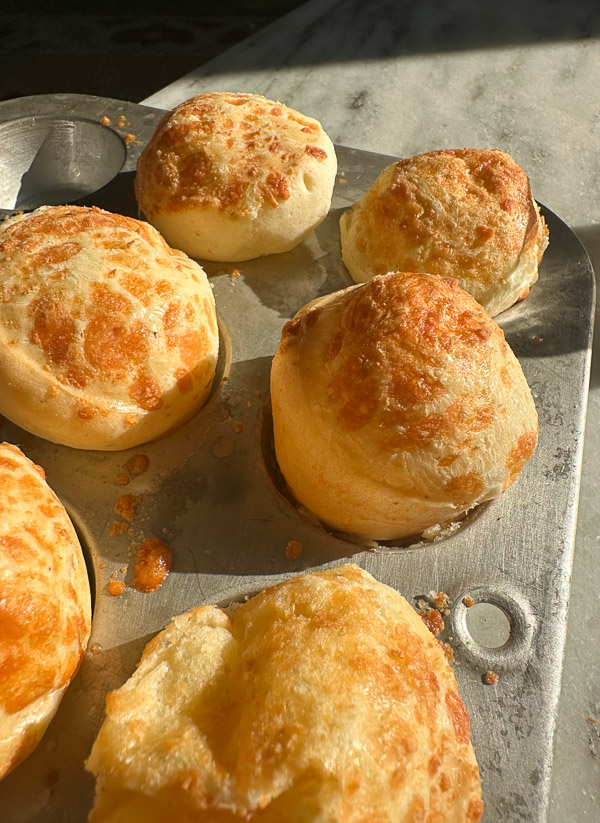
[0,94,594,823]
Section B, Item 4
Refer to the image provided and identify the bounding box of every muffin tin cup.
[0,94,595,823]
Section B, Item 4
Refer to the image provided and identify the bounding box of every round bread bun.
[86,564,482,822]
[270,272,538,540]
[0,442,91,779]
[339,148,549,317]
[0,205,219,450]
[135,92,337,262]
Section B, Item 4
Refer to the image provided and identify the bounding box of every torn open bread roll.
[87,564,482,822]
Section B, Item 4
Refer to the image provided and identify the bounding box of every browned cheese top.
[135,92,333,218]
[278,273,537,503]
[0,442,91,716]
[0,206,218,416]
[345,148,548,287]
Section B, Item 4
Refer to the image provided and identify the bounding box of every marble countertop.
[144,1,600,821]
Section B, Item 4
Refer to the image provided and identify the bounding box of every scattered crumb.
[124,132,136,143]
[338,178,347,184]
[125,453,149,477]
[120,566,127,574]
[462,595,476,608]
[100,116,111,126]
[89,643,102,655]
[130,527,145,545]
[285,539,303,559]
[255,390,263,398]
[247,401,252,408]
[232,420,244,433]
[422,522,444,540]
[108,520,128,536]
[229,267,241,280]
[98,563,106,569]
[438,641,455,663]
[482,670,499,686]
[107,580,126,597]
[132,538,172,593]
[589,717,597,724]
[532,334,544,343]
[115,471,130,486]
[417,598,428,610]
[113,493,143,522]
[422,520,462,541]
[429,590,450,610]
[110,570,117,579]
[419,608,445,636]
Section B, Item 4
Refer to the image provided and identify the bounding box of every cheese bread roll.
[340,148,548,316]
[0,442,91,779]
[87,565,482,822]
[0,205,219,450]
[135,92,337,261]
[271,272,538,540]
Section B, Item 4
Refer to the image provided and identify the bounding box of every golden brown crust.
[135,92,337,261]
[271,273,538,539]
[86,565,482,822]
[0,442,91,778]
[340,148,549,316]
[0,205,219,450]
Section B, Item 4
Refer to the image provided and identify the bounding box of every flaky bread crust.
[0,206,219,450]
[87,565,482,822]
[135,92,337,261]
[340,148,549,316]
[271,273,538,540]
[0,442,91,779]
